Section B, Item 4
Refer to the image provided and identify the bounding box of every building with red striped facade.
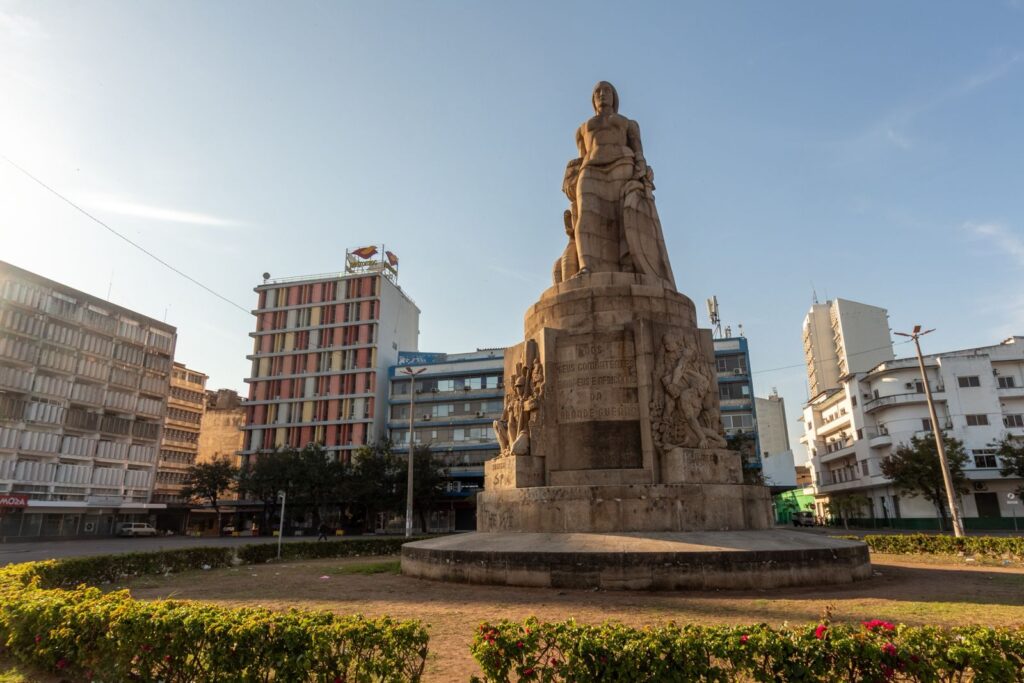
[242,257,419,464]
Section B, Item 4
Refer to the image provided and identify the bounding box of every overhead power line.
[1,154,250,315]
[752,339,913,376]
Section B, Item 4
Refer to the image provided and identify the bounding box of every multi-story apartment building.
[197,389,245,467]
[713,336,761,472]
[152,363,207,530]
[802,298,893,397]
[802,336,1024,530]
[755,391,796,489]
[242,253,419,464]
[0,260,175,539]
[387,349,504,532]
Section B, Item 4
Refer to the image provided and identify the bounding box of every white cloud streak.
[967,221,1024,267]
[81,194,246,228]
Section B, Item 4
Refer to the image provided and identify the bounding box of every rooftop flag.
[351,246,378,259]
[385,250,399,266]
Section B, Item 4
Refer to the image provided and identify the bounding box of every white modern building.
[802,336,1024,530]
[755,391,797,489]
[802,298,893,397]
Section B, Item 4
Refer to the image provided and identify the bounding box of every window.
[957,376,981,388]
[860,460,869,476]
[851,395,857,406]
[1004,414,1024,428]
[716,355,747,373]
[965,414,989,426]
[719,382,750,400]
[973,454,998,468]
[997,376,1016,389]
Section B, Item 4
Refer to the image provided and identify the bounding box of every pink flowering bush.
[470,617,1024,682]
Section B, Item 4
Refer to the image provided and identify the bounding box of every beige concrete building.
[803,298,893,396]
[197,389,245,466]
[153,363,207,509]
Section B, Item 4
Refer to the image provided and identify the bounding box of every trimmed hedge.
[0,539,430,681]
[471,618,1024,682]
[237,537,418,565]
[838,534,1024,560]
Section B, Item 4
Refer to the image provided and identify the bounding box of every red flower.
[882,642,897,657]
[740,634,749,644]
[141,644,153,652]
[862,619,896,633]
[56,659,68,670]
[334,677,343,683]
[814,624,828,639]
[163,655,172,662]
[523,668,534,676]
[34,635,41,644]
[516,641,524,649]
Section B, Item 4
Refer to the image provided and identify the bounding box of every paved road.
[0,535,338,565]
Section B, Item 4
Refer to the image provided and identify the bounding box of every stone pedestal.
[476,271,774,533]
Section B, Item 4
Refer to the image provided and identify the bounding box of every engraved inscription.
[556,335,639,424]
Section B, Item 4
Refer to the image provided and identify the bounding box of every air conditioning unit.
[972,482,988,491]
[733,368,743,375]
[476,411,486,418]
[862,393,872,400]
[421,414,431,421]
[905,382,914,389]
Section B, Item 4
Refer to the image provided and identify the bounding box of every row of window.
[392,374,503,396]
[958,374,1018,389]
[390,400,504,421]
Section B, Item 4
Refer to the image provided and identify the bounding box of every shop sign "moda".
[0,494,29,508]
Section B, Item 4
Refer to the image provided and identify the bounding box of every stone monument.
[403,83,870,589]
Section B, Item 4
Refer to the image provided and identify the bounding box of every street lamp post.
[400,367,427,538]
[894,326,965,537]
[276,489,286,559]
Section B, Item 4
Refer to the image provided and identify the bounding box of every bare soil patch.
[122,553,1024,682]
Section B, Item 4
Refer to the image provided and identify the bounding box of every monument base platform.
[401,530,871,590]
[477,483,773,533]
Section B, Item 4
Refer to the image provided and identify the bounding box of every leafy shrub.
[0,540,430,681]
[470,618,1024,682]
[836,534,1024,560]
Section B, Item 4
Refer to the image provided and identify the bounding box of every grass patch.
[329,560,401,576]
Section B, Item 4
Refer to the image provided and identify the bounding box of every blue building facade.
[387,349,504,531]
[713,336,762,473]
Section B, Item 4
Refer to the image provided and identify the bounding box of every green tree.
[182,456,238,534]
[345,440,405,531]
[238,449,297,534]
[994,435,1024,497]
[825,494,872,530]
[880,433,969,531]
[405,445,448,533]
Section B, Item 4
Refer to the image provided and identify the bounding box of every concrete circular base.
[402,530,871,590]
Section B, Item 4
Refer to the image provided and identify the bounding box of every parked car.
[117,522,158,537]
[792,511,816,527]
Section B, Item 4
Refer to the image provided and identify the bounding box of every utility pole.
[400,366,427,538]
[894,326,964,537]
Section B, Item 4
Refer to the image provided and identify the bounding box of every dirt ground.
[122,553,1024,682]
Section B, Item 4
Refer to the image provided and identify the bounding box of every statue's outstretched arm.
[575,126,586,158]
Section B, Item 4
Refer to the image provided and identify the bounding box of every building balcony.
[863,391,944,413]
[816,477,873,494]
[818,443,856,464]
[997,385,1024,399]
[869,433,892,449]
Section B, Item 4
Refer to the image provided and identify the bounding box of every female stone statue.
[562,81,676,290]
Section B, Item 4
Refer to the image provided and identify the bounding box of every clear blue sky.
[2,1,1023,459]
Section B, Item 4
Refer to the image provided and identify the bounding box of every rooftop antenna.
[107,268,114,300]
[811,282,818,304]
[262,272,271,283]
[738,323,745,338]
[706,295,722,338]
[724,325,732,338]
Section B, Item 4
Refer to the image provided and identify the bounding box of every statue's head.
[592,81,619,114]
